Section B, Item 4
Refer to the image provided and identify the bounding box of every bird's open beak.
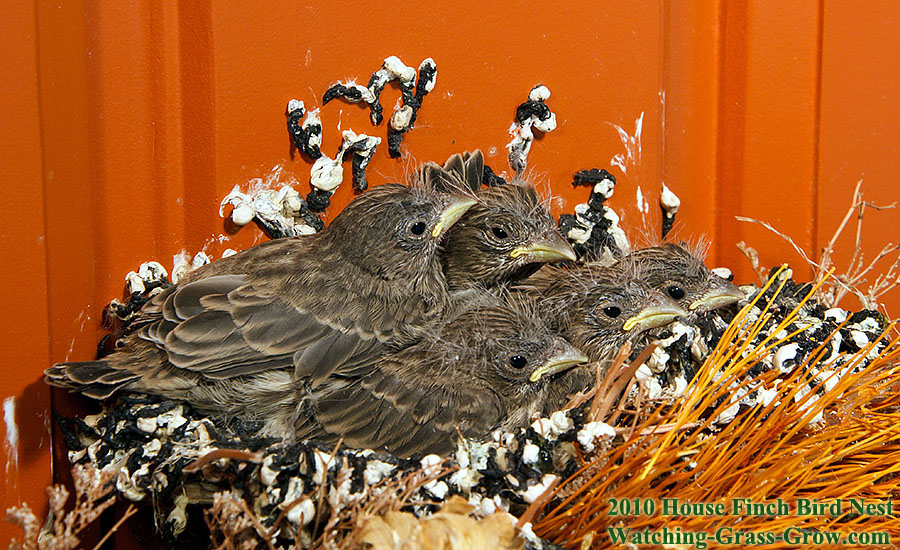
[433,196,478,237]
[689,284,745,312]
[529,342,589,382]
[623,302,688,332]
[510,231,577,263]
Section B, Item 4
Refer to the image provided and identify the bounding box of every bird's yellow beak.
[510,232,577,263]
[433,196,478,237]
[623,302,687,332]
[529,342,589,382]
[689,285,745,312]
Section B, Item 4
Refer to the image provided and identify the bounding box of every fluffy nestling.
[290,299,589,457]
[624,242,744,313]
[423,150,577,291]
[46,183,476,399]
[518,262,688,362]
[514,262,688,410]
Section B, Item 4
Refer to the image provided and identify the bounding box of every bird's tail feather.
[44,360,139,399]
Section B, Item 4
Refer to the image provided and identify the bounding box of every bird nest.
[14,266,897,550]
[12,59,900,549]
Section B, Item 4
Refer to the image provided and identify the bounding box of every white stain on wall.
[609,112,644,177]
[3,396,18,486]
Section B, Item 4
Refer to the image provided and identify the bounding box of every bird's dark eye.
[602,306,621,318]
[509,355,528,369]
[491,226,509,239]
[667,285,685,300]
[410,221,427,235]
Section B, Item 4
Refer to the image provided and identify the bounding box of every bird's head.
[628,243,744,313]
[326,183,475,284]
[442,182,576,289]
[435,301,588,399]
[570,280,687,360]
[522,265,687,361]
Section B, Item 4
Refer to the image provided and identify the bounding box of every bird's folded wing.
[307,352,504,455]
[137,274,385,380]
[421,150,484,194]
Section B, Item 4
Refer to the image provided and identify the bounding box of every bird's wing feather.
[134,275,385,380]
[421,150,484,194]
[306,350,504,455]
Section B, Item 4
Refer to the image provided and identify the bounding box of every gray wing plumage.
[138,275,388,383]
[47,269,391,401]
[297,349,504,457]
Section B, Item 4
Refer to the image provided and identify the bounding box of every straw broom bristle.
[534,267,900,549]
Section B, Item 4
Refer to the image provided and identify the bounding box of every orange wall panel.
[817,1,900,316]
[1,2,53,542]
[716,0,822,282]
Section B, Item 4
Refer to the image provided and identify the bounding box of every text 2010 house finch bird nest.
[13,59,900,549]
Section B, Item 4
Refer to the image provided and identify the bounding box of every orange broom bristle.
[534,270,900,549]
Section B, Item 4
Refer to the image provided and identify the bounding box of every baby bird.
[423,151,577,291]
[290,300,589,457]
[46,183,476,398]
[625,243,744,314]
[518,263,688,361]
[514,262,688,410]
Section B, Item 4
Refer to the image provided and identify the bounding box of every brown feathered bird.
[46,183,476,399]
[519,263,688,361]
[423,151,577,291]
[624,242,744,313]
[289,299,589,457]
[514,262,689,411]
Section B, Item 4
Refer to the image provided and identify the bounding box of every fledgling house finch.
[423,151,577,291]
[518,263,688,361]
[514,262,688,410]
[46,182,476,399]
[625,242,744,313]
[289,299,589,457]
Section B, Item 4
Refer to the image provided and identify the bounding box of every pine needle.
[534,274,900,549]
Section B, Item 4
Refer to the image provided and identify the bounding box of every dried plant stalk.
[737,180,900,311]
[6,465,135,550]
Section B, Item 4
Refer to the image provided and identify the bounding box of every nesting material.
[533,272,900,548]
[59,391,599,547]
[632,271,890,420]
[557,168,630,263]
[61,264,895,549]
[359,496,523,550]
[507,85,557,175]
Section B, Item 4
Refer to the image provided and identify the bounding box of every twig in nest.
[592,342,660,425]
[611,421,698,436]
[515,476,561,529]
[206,491,277,550]
[736,241,766,283]
[737,179,900,311]
[7,465,129,550]
[90,505,137,550]
[183,448,264,473]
